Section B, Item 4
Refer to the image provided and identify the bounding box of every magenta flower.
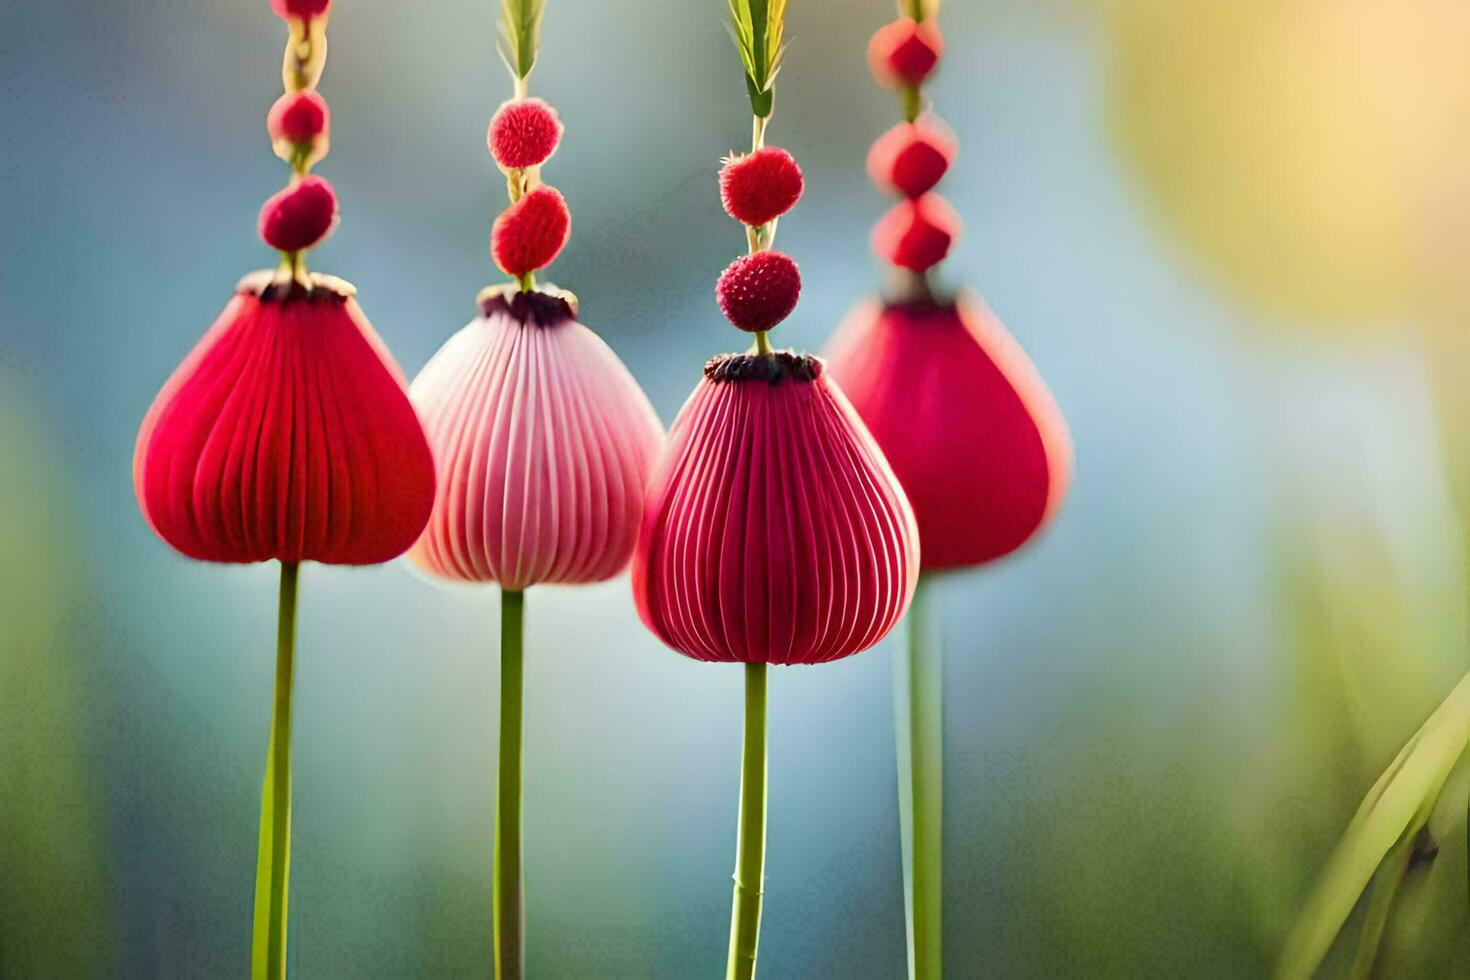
[634,353,917,665]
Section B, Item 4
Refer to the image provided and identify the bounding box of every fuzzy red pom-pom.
[258,175,339,252]
[718,147,805,226]
[492,185,571,276]
[488,98,564,170]
[867,117,956,198]
[268,90,330,147]
[868,18,943,88]
[872,193,959,271]
[270,0,331,21]
[716,251,801,333]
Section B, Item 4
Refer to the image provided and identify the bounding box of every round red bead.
[719,147,805,226]
[871,193,959,271]
[258,175,339,252]
[868,18,943,88]
[716,251,801,333]
[488,98,564,170]
[269,0,331,21]
[867,117,956,198]
[491,184,571,276]
[268,90,330,146]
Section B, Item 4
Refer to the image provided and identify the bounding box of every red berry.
[492,185,571,276]
[716,251,801,333]
[488,99,564,170]
[868,18,943,88]
[268,90,330,153]
[872,193,959,271]
[258,175,339,252]
[867,117,956,198]
[719,147,805,226]
[270,0,331,21]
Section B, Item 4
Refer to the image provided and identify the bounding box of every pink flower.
[134,273,437,564]
[408,288,665,589]
[825,294,1072,568]
[632,352,919,664]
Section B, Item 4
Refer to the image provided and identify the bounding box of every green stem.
[1349,827,1414,980]
[727,663,768,980]
[894,574,941,980]
[901,85,921,123]
[252,560,299,980]
[494,589,526,979]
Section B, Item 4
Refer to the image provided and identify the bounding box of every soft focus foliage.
[9,0,1470,975]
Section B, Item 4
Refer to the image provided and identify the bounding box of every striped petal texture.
[133,273,437,564]
[407,289,665,590]
[631,353,919,665]
[825,292,1072,569]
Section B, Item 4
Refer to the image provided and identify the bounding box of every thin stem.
[494,589,526,980]
[1349,831,1412,980]
[727,663,768,980]
[894,574,941,980]
[753,331,773,357]
[904,0,928,22]
[252,561,299,980]
[901,85,921,123]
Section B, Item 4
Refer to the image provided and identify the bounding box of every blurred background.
[5,0,1470,975]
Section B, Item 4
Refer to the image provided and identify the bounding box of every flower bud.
[868,17,943,88]
[871,193,959,271]
[825,295,1072,567]
[258,175,339,252]
[716,251,801,333]
[632,354,919,664]
[718,146,805,226]
[134,273,436,564]
[408,290,665,588]
[867,116,956,198]
[488,98,564,170]
[491,185,571,276]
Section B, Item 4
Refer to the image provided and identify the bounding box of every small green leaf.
[1277,670,1470,979]
[728,0,787,117]
[499,0,546,81]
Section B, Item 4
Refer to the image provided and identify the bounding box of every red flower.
[867,117,956,198]
[632,353,919,664]
[719,147,805,227]
[487,98,564,170]
[491,185,571,277]
[868,18,944,88]
[716,250,802,333]
[824,294,1071,568]
[258,175,339,252]
[871,193,960,271]
[134,273,437,564]
[407,288,665,589]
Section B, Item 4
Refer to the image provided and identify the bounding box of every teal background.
[5,0,1470,976]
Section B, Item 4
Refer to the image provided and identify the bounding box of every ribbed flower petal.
[825,292,1072,568]
[407,292,665,590]
[134,273,437,564]
[632,354,919,665]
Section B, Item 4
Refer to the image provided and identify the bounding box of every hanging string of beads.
[260,0,339,286]
[867,2,957,301]
[486,0,569,295]
[716,1,804,357]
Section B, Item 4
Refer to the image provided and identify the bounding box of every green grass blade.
[1277,670,1470,979]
